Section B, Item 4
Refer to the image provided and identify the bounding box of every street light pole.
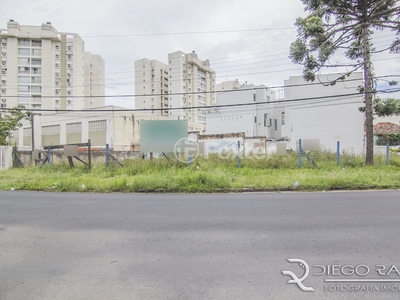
[31,112,35,152]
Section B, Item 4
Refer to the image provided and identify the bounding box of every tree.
[371,97,400,116]
[0,105,30,145]
[290,0,400,165]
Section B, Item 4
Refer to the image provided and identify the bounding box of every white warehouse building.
[11,106,170,151]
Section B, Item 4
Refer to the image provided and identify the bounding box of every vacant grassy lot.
[1,152,400,193]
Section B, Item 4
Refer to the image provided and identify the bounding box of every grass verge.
[1,152,400,193]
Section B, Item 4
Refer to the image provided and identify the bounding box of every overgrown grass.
[1,152,400,193]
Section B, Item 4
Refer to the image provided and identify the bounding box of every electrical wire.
[2,87,399,113]
[80,27,297,38]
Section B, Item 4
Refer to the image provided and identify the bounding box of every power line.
[3,74,399,99]
[3,87,398,113]
[81,27,297,38]
[0,76,352,98]
[3,54,398,93]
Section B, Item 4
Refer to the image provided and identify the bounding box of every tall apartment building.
[135,51,216,130]
[168,51,216,125]
[134,58,169,116]
[84,53,105,109]
[0,20,104,113]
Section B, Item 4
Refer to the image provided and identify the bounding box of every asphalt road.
[1,190,400,300]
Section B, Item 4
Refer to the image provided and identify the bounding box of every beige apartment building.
[0,20,104,112]
[135,51,216,131]
[134,58,169,116]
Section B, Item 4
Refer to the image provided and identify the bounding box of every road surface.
[1,190,400,299]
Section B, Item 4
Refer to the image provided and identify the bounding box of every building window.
[31,86,41,93]
[42,125,60,136]
[89,120,106,132]
[18,39,30,46]
[31,67,41,74]
[281,112,285,125]
[31,40,42,47]
[18,85,30,92]
[264,113,269,127]
[18,48,31,56]
[18,57,30,65]
[31,76,41,84]
[31,58,41,65]
[18,76,30,84]
[23,127,32,137]
[18,95,30,103]
[31,95,41,103]
[274,119,278,131]
[66,122,82,133]
[31,49,42,56]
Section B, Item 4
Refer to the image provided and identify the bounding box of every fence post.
[237,141,241,168]
[298,139,302,168]
[106,143,109,168]
[336,141,340,166]
[189,153,192,166]
[88,139,91,169]
[12,146,16,167]
[47,147,51,166]
[386,143,390,165]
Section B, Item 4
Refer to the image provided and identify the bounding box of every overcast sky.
[1,0,399,108]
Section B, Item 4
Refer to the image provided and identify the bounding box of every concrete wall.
[0,146,12,170]
[374,114,400,127]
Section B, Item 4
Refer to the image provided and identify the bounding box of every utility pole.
[31,112,35,163]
